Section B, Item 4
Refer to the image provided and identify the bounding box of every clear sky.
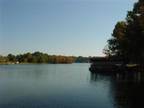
[0,0,137,56]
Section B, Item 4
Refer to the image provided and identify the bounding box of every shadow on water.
[90,71,144,108]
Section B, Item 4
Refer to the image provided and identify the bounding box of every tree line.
[104,0,144,64]
[0,52,89,64]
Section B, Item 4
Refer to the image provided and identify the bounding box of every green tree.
[105,0,144,64]
[7,54,16,62]
[0,55,8,63]
[126,0,144,63]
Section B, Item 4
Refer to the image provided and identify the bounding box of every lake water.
[0,63,144,108]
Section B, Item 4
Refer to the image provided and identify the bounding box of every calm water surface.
[0,63,144,108]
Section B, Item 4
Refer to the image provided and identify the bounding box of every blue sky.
[0,0,137,56]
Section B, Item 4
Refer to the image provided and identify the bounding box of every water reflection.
[90,71,144,108]
[0,64,144,108]
[0,64,53,80]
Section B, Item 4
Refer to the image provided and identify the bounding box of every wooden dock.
[89,57,144,73]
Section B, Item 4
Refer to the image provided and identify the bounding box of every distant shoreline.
[0,62,90,65]
[0,51,90,64]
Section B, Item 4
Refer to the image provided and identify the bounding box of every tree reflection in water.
[90,71,144,108]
